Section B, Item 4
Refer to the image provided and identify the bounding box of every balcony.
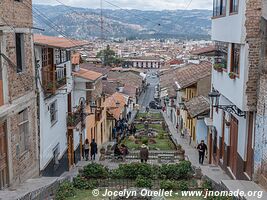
[42,65,67,95]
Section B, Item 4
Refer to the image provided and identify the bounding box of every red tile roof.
[175,61,212,90]
[190,46,216,56]
[34,34,88,48]
[73,68,102,81]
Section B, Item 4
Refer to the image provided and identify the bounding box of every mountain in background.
[33,4,212,40]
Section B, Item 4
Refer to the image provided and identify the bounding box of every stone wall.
[9,101,39,186]
[0,0,33,28]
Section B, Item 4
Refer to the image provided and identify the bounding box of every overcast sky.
[33,0,212,10]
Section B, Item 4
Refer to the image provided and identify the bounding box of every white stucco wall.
[196,119,208,145]
[212,95,248,160]
[211,0,246,43]
[212,43,249,111]
[35,46,72,170]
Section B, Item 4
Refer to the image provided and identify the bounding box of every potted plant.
[213,63,224,72]
[228,72,237,79]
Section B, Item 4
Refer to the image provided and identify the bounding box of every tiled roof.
[80,63,111,75]
[160,67,183,98]
[102,80,119,95]
[33,34,88,48]
[73,68,102,81]
[107,71,143,88]
[71,53,81,65]
[190,46,216,56]
[169,59,184,65]
[123,85,137,97]
[184,96,210,118]
[105,92,127,120]
[175,61,212,90]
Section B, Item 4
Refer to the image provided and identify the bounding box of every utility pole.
[100,0,104,41]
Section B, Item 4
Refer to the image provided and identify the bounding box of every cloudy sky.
[33,0,212,10]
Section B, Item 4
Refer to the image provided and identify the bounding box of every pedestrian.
[140,144,149,163]
[197,140,208,165]
[120,144,129,161]
[84,139,90,161]
[90,139,98,160]
[114,143,123,160]
[128,111,132,120]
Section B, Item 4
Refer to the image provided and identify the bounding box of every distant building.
[125,56,164,69]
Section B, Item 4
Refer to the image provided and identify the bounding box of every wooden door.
[0,123,8,189]
[246,112,254,178]
[220,112,225,160]
[67,130,74,168]
[229,116,238,177]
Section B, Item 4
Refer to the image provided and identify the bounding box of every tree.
[96,45,123,67]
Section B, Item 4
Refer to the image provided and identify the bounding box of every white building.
[34,35,87,176]
[209,0,256,181]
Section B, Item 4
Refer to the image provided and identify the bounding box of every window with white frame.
[18,109,29,153]
[50,101,58,125]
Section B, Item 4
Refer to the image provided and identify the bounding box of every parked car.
[149,101,162,109]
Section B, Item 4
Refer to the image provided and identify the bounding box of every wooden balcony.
[42,65,67,95]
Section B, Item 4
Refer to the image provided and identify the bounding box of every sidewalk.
[161,111,231,184]
[162,111,267,199]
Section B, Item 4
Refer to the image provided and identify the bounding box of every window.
[53,144,60,165]
[230,0,239,13]
[15,33,24,73]
[214,42,228,69]
[213,0,226,17]
[230,43,240,75]
[50,101,58,125]
[55,49,61,64]
[18,109,29,153]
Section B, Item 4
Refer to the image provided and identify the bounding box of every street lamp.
[208,88,246,118]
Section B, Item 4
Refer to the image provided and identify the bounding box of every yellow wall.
[180,87,197,144]
[86,96,111,146]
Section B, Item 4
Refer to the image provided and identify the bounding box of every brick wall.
[245,0,262,111]
[5,32,35,101]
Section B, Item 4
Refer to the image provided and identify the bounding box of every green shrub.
[82,163,109,179]
[113,163,155,179]
[177,180,189,191]
[73,176,97,190]
[55,181,76,200]
[160,180,177,190]
[202,180,213,190]
[160,161,192,180]
[135,175,153,188]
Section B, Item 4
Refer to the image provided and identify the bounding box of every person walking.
[197,140,208,165]
[120,144,129,161]
[90,139,98,160]
[140,144,149,163]
[84,139,90,161]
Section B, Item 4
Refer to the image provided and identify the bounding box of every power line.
[53,0,113,35]
[22,1,91,55]
[103,0,161,27]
